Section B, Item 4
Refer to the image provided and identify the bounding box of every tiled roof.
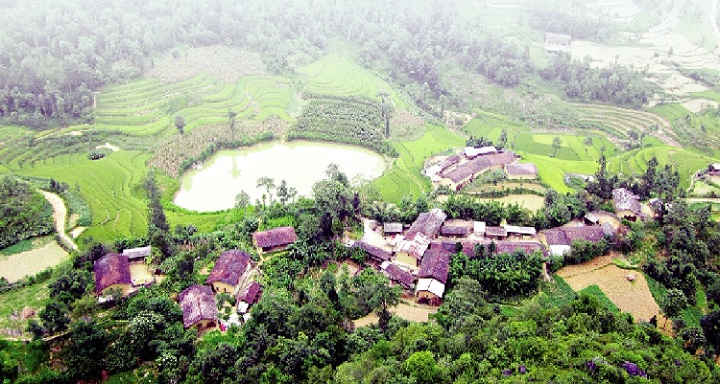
[612,188,641,215]
[178,285,217,328]
[406,208,447,238]
[417,249,450,284]
[252,226,298,249]
[492,241,545,256]
[354,241,392,262]
[383,222,403,234]
[505,163,538,176]
[542,228,570,246]
[206,250,251,287]
[504,225,537,236]
[441,225,471,236]
[94,253,131,294]
[394,232,432,259]
[237,281,262,305]
[485,226,508,237]
[384,264,416,289]
[562,226,606,243]
[546,32,571,45]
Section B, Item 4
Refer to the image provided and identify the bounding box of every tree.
[144,172,172,259]
[65,320,108,381]
[174,114,186,134]
[551,136,562,157]
[662,289,688,327]
[235,190,250,215]
[351,269,401,332]
[39,300,70,334]
[257,177,276,205]
[497,129,508,149]
[405,351,442,384]
[228,111,237,132]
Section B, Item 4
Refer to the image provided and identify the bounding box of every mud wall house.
[545,32,571,52]
[415,249,450,304]
[383,222,403,236]
[381,262,417,290]
[439,152,517,191]
[504,163,538,180]
[179,284,218,330]
[252,226,298,254]
[485,226,508,240]
[540,226,606,257]
[94,253,132,297]
[612,188,642,222]
[206,249,251,295]
[236,281,262,314]
[394,208,447,265]
[504,225,537,239]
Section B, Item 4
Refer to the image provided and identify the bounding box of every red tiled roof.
[384,264,416,289]
[485,226,507,237]
[562,226,606,243]
[237,281,262,305]
[407,208,447,238]
[94,253,131,294]
[418,249,450,284]
[252,226,298,249]
[206,250,251,287]
[355,241,392,262]
[178,285,217,328]
[542,228,570,246]
[492,241,545,256]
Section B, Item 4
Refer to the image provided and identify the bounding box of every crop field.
[373,125,464,202]
[520,154,597,193]
[607,146,719,189]
[298,55,406,109]
[8,151,150,241]
[573,103,679,147]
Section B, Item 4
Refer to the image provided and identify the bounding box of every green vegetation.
[578,284,621,314]
[0,177,54,249]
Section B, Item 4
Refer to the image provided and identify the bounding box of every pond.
[174,141,387,212]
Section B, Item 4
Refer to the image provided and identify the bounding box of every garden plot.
[0,242,68,283]
[353,302,439,327]
[557,255,661,323]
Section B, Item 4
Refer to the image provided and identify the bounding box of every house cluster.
[612,187,643,222]
[355,203,626,305]
[424,146,538,191]
[94,246,154,302]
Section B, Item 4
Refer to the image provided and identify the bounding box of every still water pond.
[174,141,386,212]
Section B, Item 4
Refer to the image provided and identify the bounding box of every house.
[710,164,720,172]
[178,285,218,330]
[354,241,392,263]
[94,253,132,296]
[425,155,462,181]
[464,146,497,159]
[122,246,152,262]
[382,262,416,289]
[612,188,642,221]
[252,226,298,254]
[584,212,600,225]
[492,241,545,257]
[406,208,447,238]
[541,226,606,256]
[504,225,537,238]
[441,225,471,237]
[236,281,262,314]
[485,226,507,240]
[415,249,450,303]
[505,163,538,180]
[545,32,571,52]
[383,222,404,235]
[394,232,432,266]
[473,221,487,235]
[439,152,517,191]
[206,250,251,294]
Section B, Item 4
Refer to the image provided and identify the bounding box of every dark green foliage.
[448,250,543,300]
[38,300,70,334]
[566,239,610,265]
[0,177,54,249]
[48,267,93,306]
[289,94,397,156]
[443,193,535,227]
[64,320,108,381]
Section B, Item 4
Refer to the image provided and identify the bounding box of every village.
[90,143,652,333]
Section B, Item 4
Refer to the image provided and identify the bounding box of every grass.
[578,284,621,314]
[519,154,597,193]
[537,275,577,308]
[0,239,35,257]
[0,282,50,335]
[372,124,464,202]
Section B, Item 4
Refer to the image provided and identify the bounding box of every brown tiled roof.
[252,226,298,249]
[441,225,471,236]
[407,208,447,238]
[542,228,570,246]
[384,264,416,289]
[505,163,538,176]
[94,253,131,294]
[493,241,545,256]
[418,249,450,284]
[612,188,641,215]
[485,226,507,237]
[430,240,460,253]
[206,250,251,287]
[562,226,606,243]
[394,232,432,259]
[354,241,392,262]
[437,155,461,171]
[178,285,217,328]
[237,281,262,305]
[442,153,517,183]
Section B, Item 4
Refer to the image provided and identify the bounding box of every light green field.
[298,55,406,110]
[373,124,464,202]
[519,153,597,193]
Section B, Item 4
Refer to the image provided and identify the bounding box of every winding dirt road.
[40,191,78,250]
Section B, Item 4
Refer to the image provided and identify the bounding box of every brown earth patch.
[354,301,439,327]
[557,255,661,323]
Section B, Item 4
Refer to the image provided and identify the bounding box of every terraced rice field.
[520,154,597,193]
[373,125,464,202]
[572,103,679,147]
[298,55,406,109]
[9,151,150,241]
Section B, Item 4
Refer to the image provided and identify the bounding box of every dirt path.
[557,255,661,323]
[40,191,78,250]
[354,302,438,327]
